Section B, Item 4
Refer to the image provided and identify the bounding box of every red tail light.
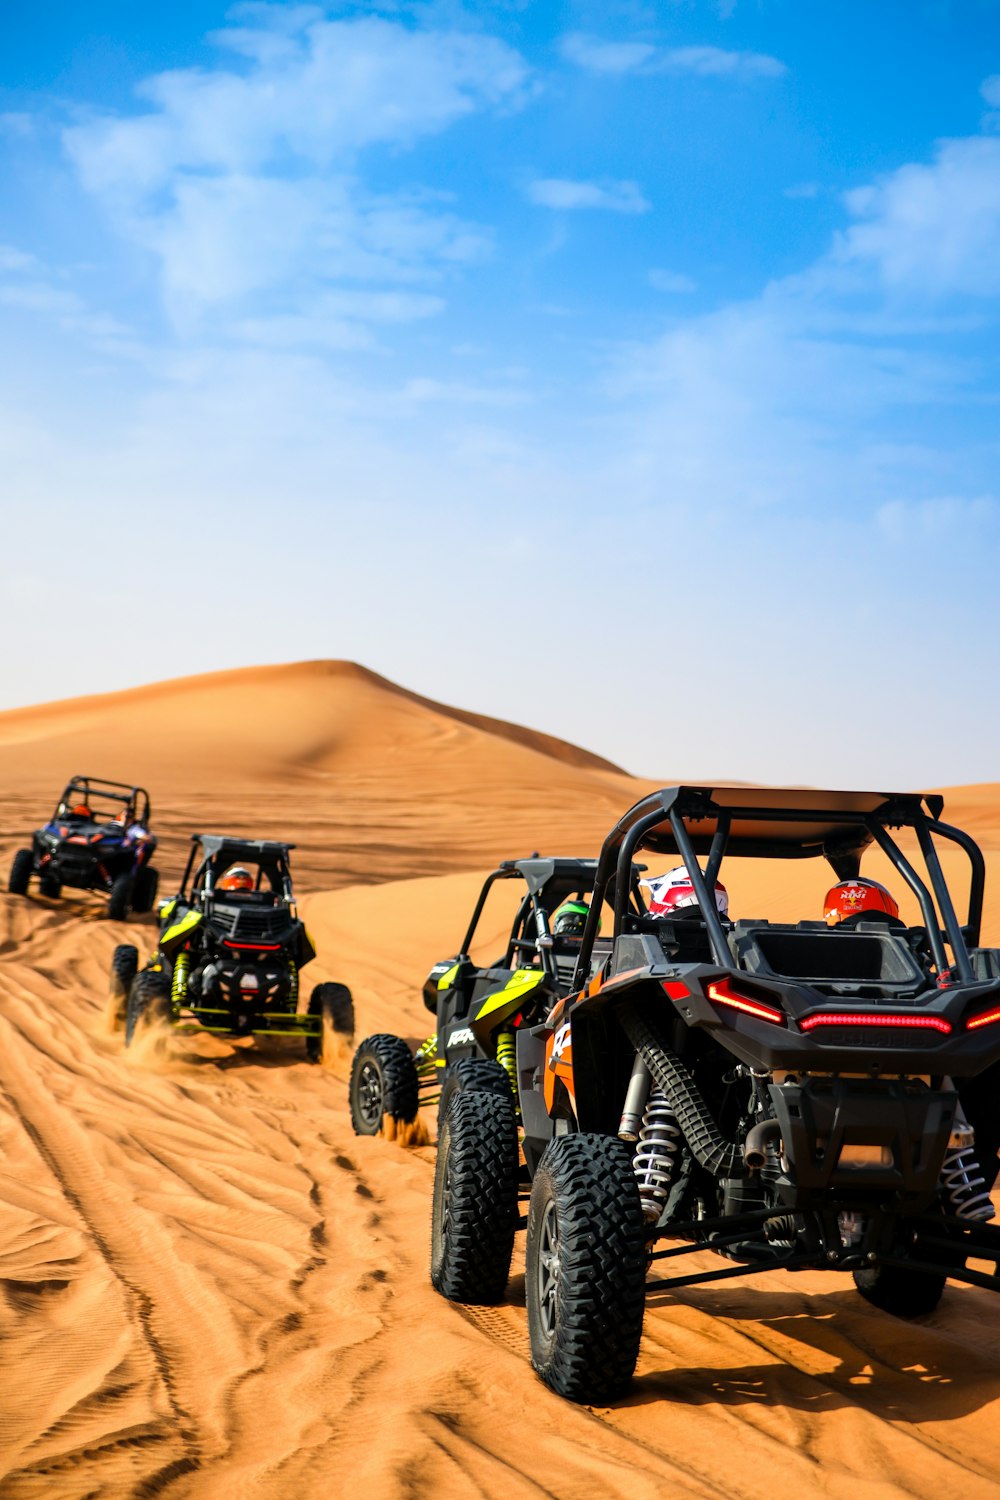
[800,1012,951,1035]
[222,939,282,952]
[661,980,690,1001]
[704,978,785,1026]
[966,1005,1000,1032]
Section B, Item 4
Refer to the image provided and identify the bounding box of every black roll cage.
[574,786,985,987]
[178,834,297,906]
[56,775,151,827]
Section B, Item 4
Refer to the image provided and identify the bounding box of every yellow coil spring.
[495,1027,518,1106]
[288,959,298,1011]
[414,1033,438,1075]
[171,950,190,1015]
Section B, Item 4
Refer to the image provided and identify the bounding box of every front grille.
[207,903,294,943]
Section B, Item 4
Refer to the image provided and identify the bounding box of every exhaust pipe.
[743,1118,782,1171]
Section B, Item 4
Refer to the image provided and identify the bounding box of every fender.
[470,968,547,1051]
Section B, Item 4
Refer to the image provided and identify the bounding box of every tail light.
[800,1011,951,1035]
[703,977,785,1026]
[966,1005,1000,1032]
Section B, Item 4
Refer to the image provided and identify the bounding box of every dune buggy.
[350,856,643,1136]
[9,775,158,919]
[430,785,1000,1402]
[111,834,353,1055]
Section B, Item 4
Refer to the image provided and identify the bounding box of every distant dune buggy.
[430,785,1000,1403]
[349,856,645,1137]
[9,775,158,920]
[110,834,353,1056]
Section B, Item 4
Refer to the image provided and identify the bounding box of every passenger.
[642,865,729,919]
[824,878,899,926]
[551,900,594,940]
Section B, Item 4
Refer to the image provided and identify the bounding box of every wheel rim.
[537,1199,560,1340]
[357,1060,384,1127]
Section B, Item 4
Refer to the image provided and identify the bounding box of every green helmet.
[552,899,598,938]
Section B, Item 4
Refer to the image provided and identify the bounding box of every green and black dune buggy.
[348,855,643,1136]
[110,834,354,1055]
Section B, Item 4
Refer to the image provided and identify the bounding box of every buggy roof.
[190,834,295,860]
[63,775,148,798]
[608,786,945,862]
[501,856,598,899]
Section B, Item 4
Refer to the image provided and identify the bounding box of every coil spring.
[496,1028,518,1105]
[287,959,298,1010]
[633,1085,683,1223]
[171,951,190,1015]
[414,1033,438,1075]
[941,1145,996,1221]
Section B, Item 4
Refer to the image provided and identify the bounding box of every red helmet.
[218,865,254,893]
[824,877,899,926]
[644,866,729,918]
[72,803,92,818]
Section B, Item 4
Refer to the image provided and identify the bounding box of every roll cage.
[574,785,986,988]
[178,834,297,906]
[54,775,151,828]
[460,856,646,984]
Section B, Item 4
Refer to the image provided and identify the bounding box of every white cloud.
[649,268,696,293]
[527,177,651,213]
[560,32,785,81]
[62,10,528,333]
[0,245,38,273]
[876,495,996,544]
[836,135,1000,298]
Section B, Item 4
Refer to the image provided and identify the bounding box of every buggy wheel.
[525,1134,646,1404]
[131,865,159,914]
[39,874,62,899]
[8,849,33,896]
[853,1262,946,1317]
[306,982,355,1062]
[437,1057,513,1125]
[349,1034,419,1134]
[108,871,133,922]
[125,970,171,1046]
[109,944,139,1030]
[430,1089,518,1304]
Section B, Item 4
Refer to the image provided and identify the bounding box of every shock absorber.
[495,1026,518,1105]
[633,1085,684,1224]
[171,950,190,1016]
[287,959,299,1012]
[414,1033,438,1076]
[941,1143,995,1221]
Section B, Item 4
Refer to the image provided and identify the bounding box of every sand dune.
[1,666,1000,1498]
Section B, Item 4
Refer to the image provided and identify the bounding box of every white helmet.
[642,865,729,918]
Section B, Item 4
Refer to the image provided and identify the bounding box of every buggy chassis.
[431,786,1000,1402]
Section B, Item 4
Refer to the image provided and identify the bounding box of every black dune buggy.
[110,834,354,1056]
[349,856,642,1137]
[9,775,159,920]
[429,785,1000,1402]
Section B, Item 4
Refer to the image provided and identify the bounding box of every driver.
[551,900,593,939]
[643,865,729,918]
[217,865,255,894]
[824,878,899,926]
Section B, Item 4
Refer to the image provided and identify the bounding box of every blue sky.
[2,1,999,786]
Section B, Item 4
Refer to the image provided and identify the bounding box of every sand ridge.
[1,664,1000,1497]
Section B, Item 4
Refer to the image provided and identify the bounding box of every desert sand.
[1,661,999,1499]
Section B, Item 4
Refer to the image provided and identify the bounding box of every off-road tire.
[8,849,33,896]
[108,871,133,922]
[853,1262,946,1317]
[131,865,159,914]
[349,1033,419,1134]
[109,944,139,1030]
[306,982,356,1062]
[125,970,172,1046]
[431,1089,519,1304]
[525,1133,646,1404]
[437,1057,513,1124]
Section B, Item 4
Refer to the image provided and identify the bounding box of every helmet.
[72,803,92,818]
[824,878,899,926]
[552,899,597,938]
[218,865,254,893]
[644,866,729,918]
